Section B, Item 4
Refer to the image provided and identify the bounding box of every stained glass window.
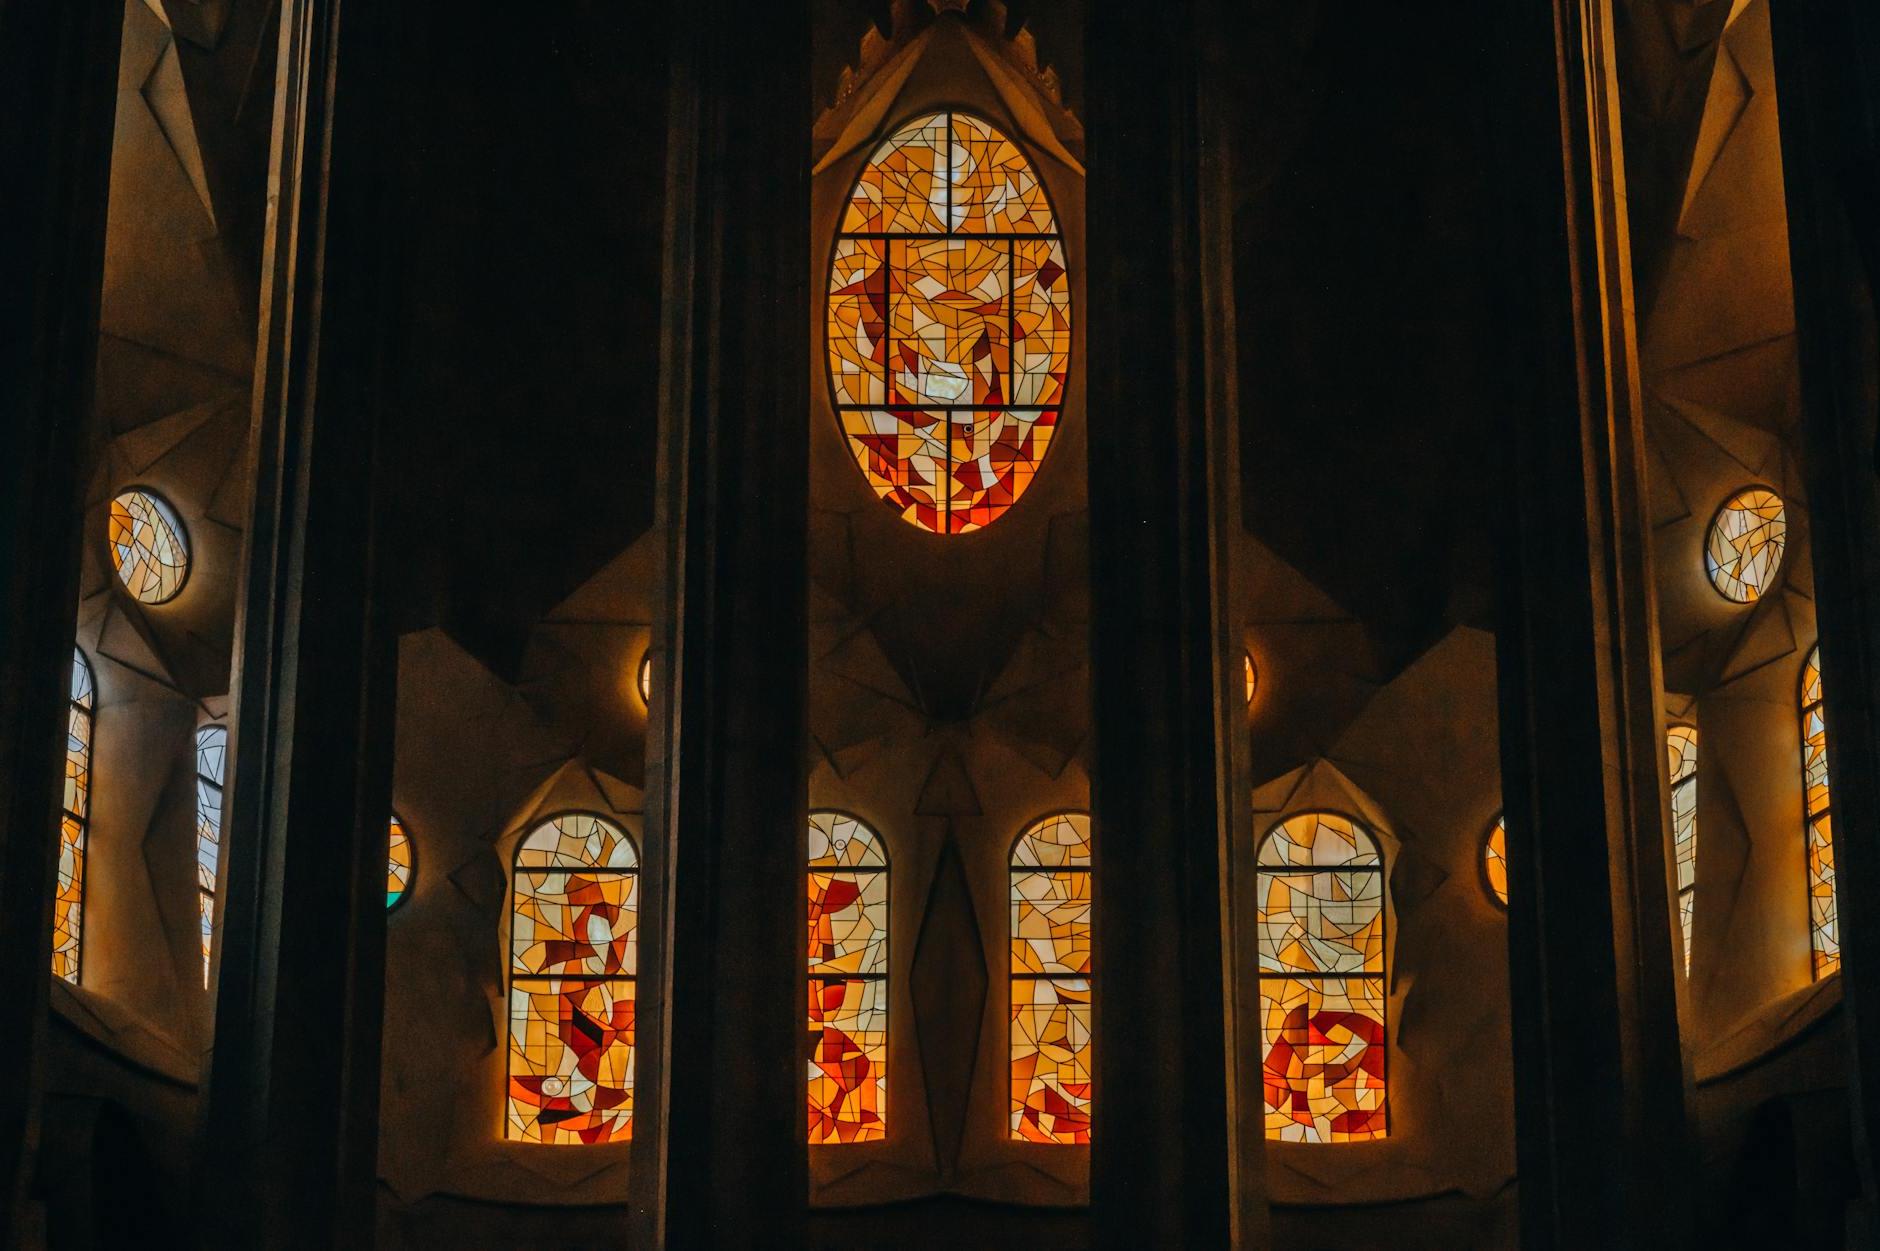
[1010,811,1092,1144]
[1257,811,1387,1142]
[108,489,189,604]
[637,654,652,706]
[829,110,1070,534]
[1705,488,1786,603]
[1667,726,1698,976]
[507,813,637,1143]
[1244,652,1258,706]
[52,648,94,983]
[194,725,227,987]
[1484,815,1508,908]
[808,812,887,1143]
[1801,648,1839,978]
[387,815,413,910]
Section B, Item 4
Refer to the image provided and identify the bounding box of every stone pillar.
[1484,0,1695,1247]
[629,3,810,1247]
[1768,0,1880,1229]
[0,0,123,1233]
[1084,1,1262,1245]
[194,1,403,1245]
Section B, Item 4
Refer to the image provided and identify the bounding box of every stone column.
[0,0,123,1233]
[1484,0,1695,1246]
[1768,0,1880,1231]
[194,1,403,1245]
[1084,1,1262,1245]
[629,3,811,1247]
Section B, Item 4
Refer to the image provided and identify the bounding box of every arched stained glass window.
[108,489,189,604]
[1667,726,1698,975]
[507,813,637,1143]
[1484,815,1508,908]
[1705,488,1786,604]
[194,725,227,986]
[1009,812,1092,1144]
[828,110,1070,534]
[808,812,887,1143]
[387,815,413,910]
[52,648,94,983]
[1257,811,1387,1142]
[1801,648,1839,978]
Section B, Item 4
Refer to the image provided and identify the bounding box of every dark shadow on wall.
[1694,985,1858,1249]
[34,1096,177,1250]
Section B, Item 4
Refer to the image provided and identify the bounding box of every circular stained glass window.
[638,653,652,706]
[1483,816,1508,907]
[387,816,413,910]
[1244,652,1258,705]
[108,489,189,604]
[1705,488,1786,604]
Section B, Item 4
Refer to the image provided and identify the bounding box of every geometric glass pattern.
[1667,726,1698,977]
[1801,647,1839,979]
[1256,811,1387,1142]
[1704,487,1786,604]
[194,725,227,987]
[829,111,1070,534]
[52,648,94,983]
[507,813,637,1143]
[387,814,413,910]
[108,489,189,604]
[1484,815,1508,908]
[808,811,887,1144]
[1010,811,1092,1143]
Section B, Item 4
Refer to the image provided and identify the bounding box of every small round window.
[1705,488,1786,603]
[1483,816,1508,908]
[387,815,414,910]
[108,489,189,604]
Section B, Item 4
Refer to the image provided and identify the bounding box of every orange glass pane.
[809,976,885,1144]
[507,977,635,1143]
[1010,976,1091,1144]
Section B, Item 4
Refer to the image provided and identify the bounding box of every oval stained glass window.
[828,110,1070,534]
[1704,488,1786,603]
[109,489,189,604]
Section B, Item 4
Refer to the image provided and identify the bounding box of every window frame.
[824,106,1072,535]
[106,484,192,605]
[1702,484,1787,604]
[807,808,890,1145]
[53,647,95,984]
[193,722,228,987]
[1482,812,1508,910]
[504,809,640,1145]
[1007,808,1093,1146]
[1801,646,1839,979]
[1666,724,1699,977]
[387,812,415,912]
[1253,807,1390,1143]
